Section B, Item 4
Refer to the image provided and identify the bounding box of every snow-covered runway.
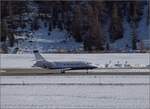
[0,75,150,109]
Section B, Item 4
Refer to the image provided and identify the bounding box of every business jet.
[33,50,97,73]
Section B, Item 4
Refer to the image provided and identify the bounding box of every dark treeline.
[0,1,149,52]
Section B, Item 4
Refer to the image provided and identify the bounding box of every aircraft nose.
[91,65,97,69]
[93,66,98,68]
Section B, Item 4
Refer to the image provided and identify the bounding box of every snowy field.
[0,75,150,109]
[1,53,150,68]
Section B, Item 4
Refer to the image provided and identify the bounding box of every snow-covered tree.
[1,20,8,42]
[147,2,150,26]
[85,3,104,51]
[128,1,143,50]
[109,2,123,42]
[72,5,82,42]
[31,17,40,31]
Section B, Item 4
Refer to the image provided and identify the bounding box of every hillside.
[0,1,149,53]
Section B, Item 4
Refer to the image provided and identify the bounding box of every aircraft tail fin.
[33,50,46,61]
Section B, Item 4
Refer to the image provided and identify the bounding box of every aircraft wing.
[58,68,72,73]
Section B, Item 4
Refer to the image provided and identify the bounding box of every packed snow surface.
[1,53,149,68]
[0,75,150,109]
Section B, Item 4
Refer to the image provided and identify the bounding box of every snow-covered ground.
[13,26,83,53]
[0,75,150,109]
[1,75,149,85]
[1,53,149,68]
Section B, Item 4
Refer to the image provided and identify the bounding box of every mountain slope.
[0,1,149,53]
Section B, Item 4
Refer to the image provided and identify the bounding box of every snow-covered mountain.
[0,1,149,53]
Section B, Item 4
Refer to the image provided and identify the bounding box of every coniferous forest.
[0,1,149,53]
